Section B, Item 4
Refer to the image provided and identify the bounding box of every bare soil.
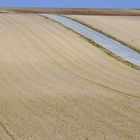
[0,13,140,140]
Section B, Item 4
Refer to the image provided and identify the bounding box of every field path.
[0,121,15,140]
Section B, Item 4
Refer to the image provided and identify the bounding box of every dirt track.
[0,14,140,140]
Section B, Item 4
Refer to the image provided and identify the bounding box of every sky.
[0,0,140,8]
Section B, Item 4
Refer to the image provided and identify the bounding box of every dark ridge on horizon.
[0,7,140,16]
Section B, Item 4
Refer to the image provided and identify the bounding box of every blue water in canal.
[41,14,140,67]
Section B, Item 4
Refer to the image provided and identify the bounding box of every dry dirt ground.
[0,14,140,140]
[65,15,140,52]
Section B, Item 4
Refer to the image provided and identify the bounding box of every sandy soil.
[65,15,140,52]
[0,14,140,140]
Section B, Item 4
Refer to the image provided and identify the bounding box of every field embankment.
[65,15,140,52]
[0,14,140,140]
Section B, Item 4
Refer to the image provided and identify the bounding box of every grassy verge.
[40,15,140,70]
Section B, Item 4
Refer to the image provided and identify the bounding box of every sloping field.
[0,14,140,140]
[65,15,140,52]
